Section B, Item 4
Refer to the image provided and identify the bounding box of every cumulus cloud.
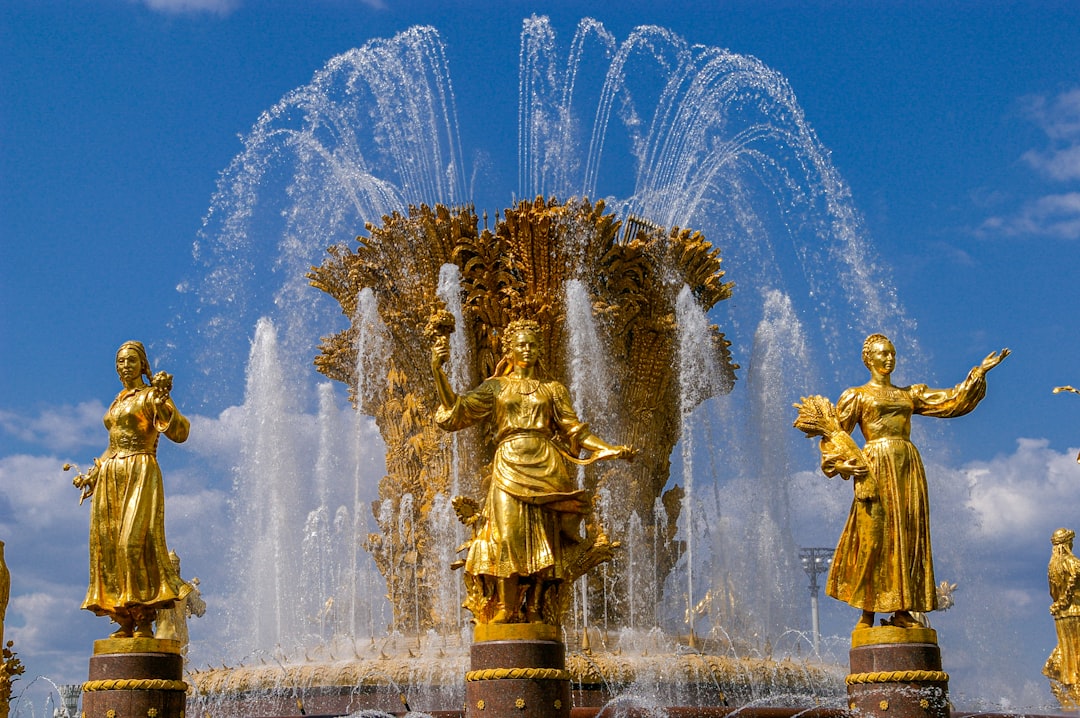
[964,437,1080,552]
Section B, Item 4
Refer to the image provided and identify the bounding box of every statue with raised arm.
[1052,386,1080,463]
[432,317,633,626]
[796,334,1008,630]
[72,341,192,639]
[1045,528,1080,708]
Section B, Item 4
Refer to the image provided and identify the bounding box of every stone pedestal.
[83,638,187,718]
[847,627,948,718]
[465,624,570,718]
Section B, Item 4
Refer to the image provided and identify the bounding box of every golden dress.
[436,375,590,579]
[82,387,191,617]
[823,367,987,613]
[1046,547,1080,687]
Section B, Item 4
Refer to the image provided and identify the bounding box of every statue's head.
[861,333,894,372]
[116,340,152,386]
[1052,528,1075,548]
[502,319,543,369]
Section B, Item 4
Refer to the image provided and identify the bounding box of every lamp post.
[799,547,833,654]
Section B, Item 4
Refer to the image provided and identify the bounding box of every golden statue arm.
[430,336,458,410]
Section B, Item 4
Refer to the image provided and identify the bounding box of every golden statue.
[0,540,18,718]
[432,318,633,625]
[309,198,735,631]
[1053,386,1080,463]
[0,541,7,655]
[71,341,192,639]
[795,334,1008,630]
[1045,528,1080,708]
[155,551,206,654]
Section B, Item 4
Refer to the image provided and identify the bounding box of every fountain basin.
[187,649,845,717]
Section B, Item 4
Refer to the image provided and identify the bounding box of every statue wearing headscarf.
[75,341,191,639]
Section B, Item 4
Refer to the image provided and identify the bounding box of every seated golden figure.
[432,318,632,625]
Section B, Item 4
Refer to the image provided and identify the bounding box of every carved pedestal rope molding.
[846,670,949,685]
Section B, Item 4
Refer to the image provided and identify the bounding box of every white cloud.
[979,192,1080,240]
[1020,88,1080,182]
[136,0,240,14]
[0,454,87,533]
[1022,145,1080,182]
[1024,88,1080,143]
[963,437,1080,551]
[978,88,1080,239]
[0,401,105,452]
[133,0,388,15]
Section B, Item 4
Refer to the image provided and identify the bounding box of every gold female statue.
[801,334,1008,630]
[432,318,633,624]
[1045,527,1080,707]
[73,341,192,638]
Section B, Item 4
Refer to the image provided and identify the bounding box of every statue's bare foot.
[133,619,154,638]
[855,611,874,630]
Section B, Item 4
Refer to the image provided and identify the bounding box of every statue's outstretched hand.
[981,348,1010,373]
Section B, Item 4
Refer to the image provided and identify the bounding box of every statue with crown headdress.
[431,317,634,629]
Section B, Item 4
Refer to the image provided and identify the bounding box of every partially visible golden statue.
[796,334,1008,630]
[0,539,19,718]
[1053,386,1080,463]
[432,318,633,625]
[1045,528,1080,709]
[155,551,206,654]
[0,541,8,654]
[71,341,192,639]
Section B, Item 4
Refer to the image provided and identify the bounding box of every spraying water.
[185,14,917,705]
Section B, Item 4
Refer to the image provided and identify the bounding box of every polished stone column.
[82,638,187,718]
[847,627,949,718]
[465,624,570,718]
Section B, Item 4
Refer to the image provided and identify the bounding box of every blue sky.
[3,0,1080,713]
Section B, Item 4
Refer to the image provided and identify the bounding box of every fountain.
[178,15,919,716]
